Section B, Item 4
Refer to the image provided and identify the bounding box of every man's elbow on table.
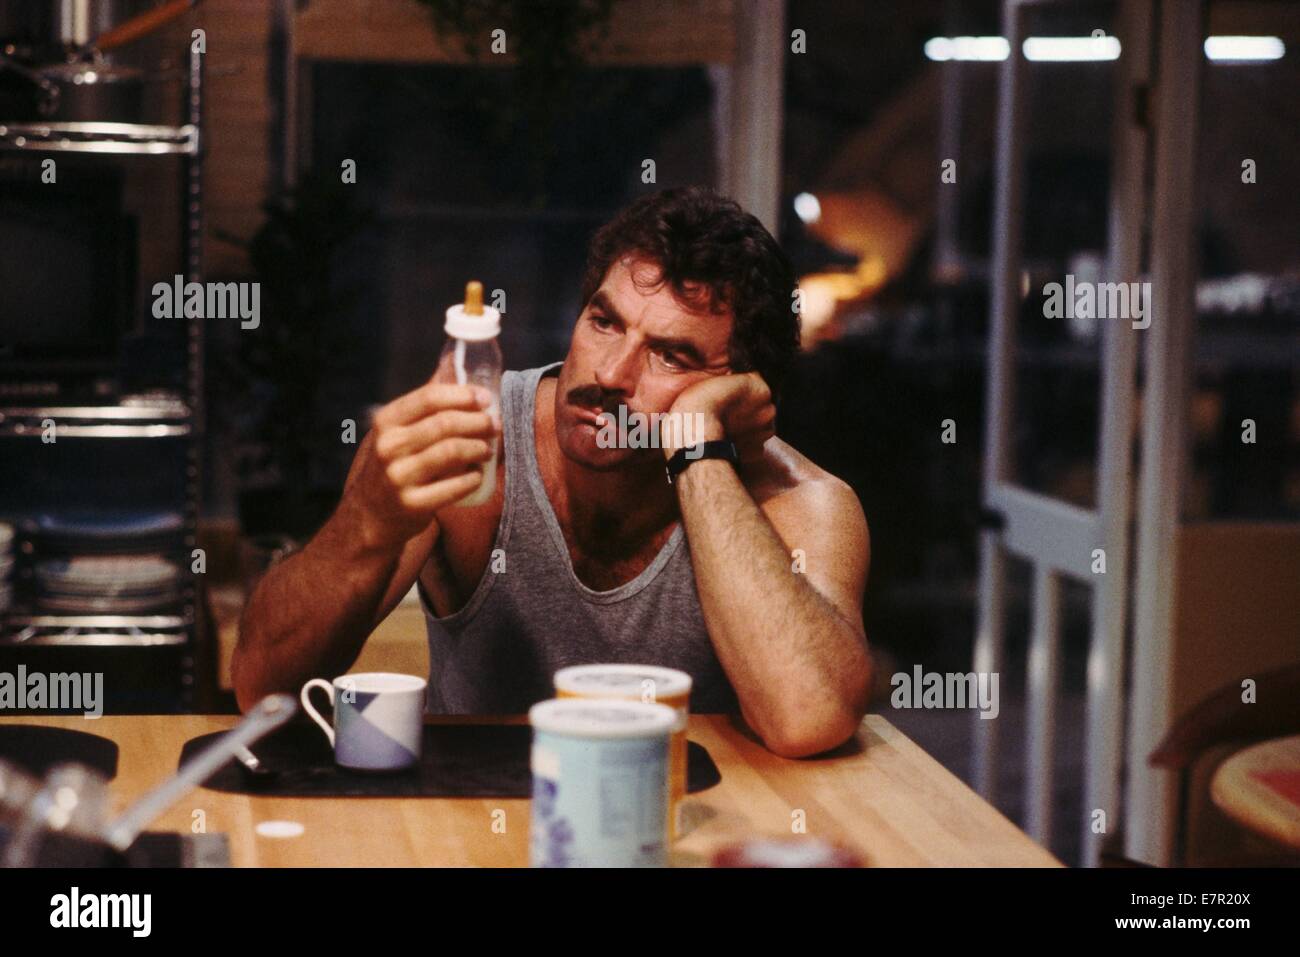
[755,672,873,759]
[229,647,258,714]
[231,641,280,714]
[759,704,863,759]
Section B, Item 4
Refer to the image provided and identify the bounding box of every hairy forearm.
[231,496,402,710]
[674,461,871,756]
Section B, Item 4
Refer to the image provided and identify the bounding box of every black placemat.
[180,720,722,798]
[0,725,119,779]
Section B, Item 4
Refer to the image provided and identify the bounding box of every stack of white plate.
[26,510,188,614]
[0,522,13,613]
[33,553,183,613]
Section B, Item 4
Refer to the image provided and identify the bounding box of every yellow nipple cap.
[465,281,484,316]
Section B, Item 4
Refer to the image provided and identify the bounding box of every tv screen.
[0,163,133,365]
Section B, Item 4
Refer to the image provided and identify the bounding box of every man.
[233,186,872,758]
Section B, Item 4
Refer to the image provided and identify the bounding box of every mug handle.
[300,679,335,747]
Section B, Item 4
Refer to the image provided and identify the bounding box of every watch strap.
[665,439,738,484]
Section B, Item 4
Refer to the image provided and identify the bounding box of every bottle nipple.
[465,281,484,316]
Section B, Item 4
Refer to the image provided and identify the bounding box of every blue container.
[529,698,677,867]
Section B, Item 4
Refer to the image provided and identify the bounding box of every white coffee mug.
[300,672,427,771]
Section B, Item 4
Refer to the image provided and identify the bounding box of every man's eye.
[657,350,684,369]
[590,313,613,330]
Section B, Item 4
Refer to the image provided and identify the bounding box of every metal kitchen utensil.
[0,0,201,122]
[0,52,143,121]
[233,744,277,787]
[0,693,296,866]
[103,693,296,851]
[0,1,185,54]
[94,0,196,53]
[0,762,109,867]
[0,759,40,826]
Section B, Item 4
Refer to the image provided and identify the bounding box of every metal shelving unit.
[0,403,192,438]
[2,617,190,646]
[0,121,198,155]
[0,46,205,708]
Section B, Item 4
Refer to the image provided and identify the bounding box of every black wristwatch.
[665,440,739,485]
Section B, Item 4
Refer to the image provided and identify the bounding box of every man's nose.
[594,342,641,398]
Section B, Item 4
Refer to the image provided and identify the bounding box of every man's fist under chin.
[664,371,776,465]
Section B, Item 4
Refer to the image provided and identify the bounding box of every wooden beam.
[1125,0,1204,868]
[723,0,784,233]
[296,0,736,66]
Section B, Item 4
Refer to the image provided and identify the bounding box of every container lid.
[529,698,677,739]
[554,664,693,701]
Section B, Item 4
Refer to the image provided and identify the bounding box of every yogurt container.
[553,664,692,838]
[528,698,677,867]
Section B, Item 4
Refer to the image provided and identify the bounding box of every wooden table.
[0,712,1060,867]
[1211,734,1300,851]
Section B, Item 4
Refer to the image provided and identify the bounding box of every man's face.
[554,256,733,470]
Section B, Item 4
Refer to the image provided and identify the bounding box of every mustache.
[565,385,631,416]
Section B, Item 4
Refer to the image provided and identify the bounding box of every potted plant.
[214,170,371,541]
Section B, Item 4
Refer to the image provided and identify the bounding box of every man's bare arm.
[230,469,433,710]
[673,458,872,758]
[664,371,872,757]
[230,382,496,710]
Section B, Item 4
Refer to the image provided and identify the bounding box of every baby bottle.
[434,281,502,507]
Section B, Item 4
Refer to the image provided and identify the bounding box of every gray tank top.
[420,361,741,714]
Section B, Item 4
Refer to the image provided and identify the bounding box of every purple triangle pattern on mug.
[336,690,420,769]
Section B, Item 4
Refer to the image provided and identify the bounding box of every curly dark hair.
[579,186,801,403]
